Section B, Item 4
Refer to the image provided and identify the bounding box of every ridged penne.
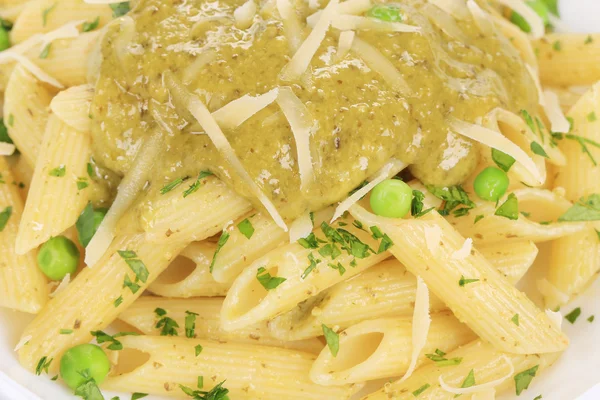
[220,218,390,331]
[3,64,54,168]
[362,340,562,400]
[49,84,94,132]
[535,33,600,87]
[350,205,568,354]
[118,296,324,354]
[310,311,477,385]
[103,335,361,400]
[448,189,586,244]
[15,114,91,254]
[17,179,250,372]
[269,242,536,341]
[148,241,231,297]
[10,0,113,44]
[0,157,48,313]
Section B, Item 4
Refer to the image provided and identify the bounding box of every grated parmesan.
[545,309,563,331]
[289,211,314,243]
[49,273,70,298]
[234,0,257,29]
[451,237,472,260]
[336,30,355,60]
[0,52,63,88]
[212,88,279,130]
[424,225,442,255]
[439,355,514,395]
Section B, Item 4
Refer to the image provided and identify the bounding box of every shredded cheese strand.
[234,0,257,29]
[14,335,32,352]
[451,237,473,260]
[49,273,70,298]
[165,73,288,231]
[331,158,406,222]
[337,30,355,60]
[337,0,372,14]
[0,52,63,88]
[280,0,339,81]
[39,20,85,49]
[439,355,514,394]
[448,117,543,185]
[545,309,563,331]
[289,211,314,243]
[492,0,544,39]
[212,88,279,130]
[0,142,16,156]
[543,90,570,133]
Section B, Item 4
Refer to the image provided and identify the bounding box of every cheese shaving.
[337,30,355,60]
[280,0,339,81]
[543,90,570,133]
[49,273,70,298]
[306,11,322,28]
[424,225,442,255]
[448,117,543,185]
[467,0,494,36]
[492,0,544,39]
[331,158,406,222]
[429,0,470,19]
[337,0,372,15]
[278,0,304,52]
[397,276,430,383]
[212,88,279,130]
[39,20,85,49]
[351,37,410,95]
[545,309,563,331]
[234,0,257,29]
[451,237,472,260]
[289,211,314,243]
[331,15,421,32]
[165,73,288,231]
[85,132,163,266]
[440,355,514,394]
[276,87,316,190]
[0,52,63,88]
[0,142,15,156]
[13,335,32,352]
[526,64,545,107]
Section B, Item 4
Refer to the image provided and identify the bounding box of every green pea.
[473,167,509,202]
[510,0,550,33]
[60,344,110,390]
[366,4,402,22]
[37,236,80,280]
[0,27,9,52]
[370,179,412,218]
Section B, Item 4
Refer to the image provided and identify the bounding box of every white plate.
[2,1,600,399]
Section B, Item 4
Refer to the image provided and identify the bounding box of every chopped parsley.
[197,376,204,389]
[180,380,229,400]
[412,383,430,397]
[7,114,13,127]
[514,365,539,395]
[114,296,123,307]
[74,370,104,400]
[155,308,179,336]
[0,206,12,232]
[492,149,515,172]
[564,307,581,324]
[256,267,287,290]
[87,162,96,179]
[588,315,595,323]
[183,170,213,198]
[377,234,393,253]
[552,40,561,51]
[521,110,536,133]
[209,231,230,272]
[131,393,148,400]
[511,313,520,326]
[460,369,476,389]
[49,165,66,177]
[237,218,254,239]
[160,176,189,194]
[42,4,56,26]
[298,232,319,249]
[459,275,479,286]
[474,214,484,224]
[0,118,12,144]
[35,356,52,375]
[185,311,198,338]
[558,194,600,221]
[328,262,346,276]
[123,274,140,294]
[91,330,139,351]
[424,349,462,367]
[534,396,542,400]
[195,344,203,356]
[425,185,474,217]
[117,250,149,283]
[39,43,51,59]
[553,130,600,166]
[495,193,519,220]
[110,2,130,18]
[59,329,73,334]
[588,112,598,122]
[301,253,320,279]
[530,142,549,158]
[585,35,594,44]
[82,17,100,32]
[77,178,89,190]
[320,222,374,259]
[370,226,383,239]
[411,190,433,217]
[318,243,341,259]
[322,324,339,357]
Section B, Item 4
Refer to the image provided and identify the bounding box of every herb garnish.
[118,250,149,283]
[195,344,203,356]
[42,4,56,26]
[237,218,254,239]
[460,369,476,389]
[301,253,320,279]
[565,307,581,324]
[155,308,179,336]
[256,267,287,290]
[0,206,12,232]
[530,142,549,158]
[49,165,66,177]
[183,170,213,198]
[185,311,198,338]
[492,148,515,172]
[425,349,463,367]
[511,313,520,326]
[110,2,130,18]
[209,231,230,272]
[426,185,474,217]
[180,380,229,400]
[82,17,100,32]
[514,365,539,395]
[459,275,479,286]
[412,383,430,397]
[35,356,52,375]
[160,176,189,194]
[322,324,339,357]
[91,330,139,350]
[558,194,600,221]
[74,370,104,400]
[40,43,51,59]
[495,193,519,220]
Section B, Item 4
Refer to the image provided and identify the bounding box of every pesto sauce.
[90,0,537,221]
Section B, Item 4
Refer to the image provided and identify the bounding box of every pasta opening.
[232,266,280,317]
[153,255,197,285]
[326,332,384,372]
[110,348,151,376]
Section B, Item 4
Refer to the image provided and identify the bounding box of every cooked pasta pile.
[0,0,599,399]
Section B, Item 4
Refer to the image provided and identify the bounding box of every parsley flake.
[49,165,66,177]
[301,253,320,279]
[91,330,139,351]
[59,329,73,334]
[530,142,549,158]
[35,356,52,375]
[183,170,213,198]
[237,218,254,239]
[155,308,179,336]
[195,344,203,356]
[514,365,539,395]
[426,185,474,216]
[328,262,346,275]
[180,380,229,400]
[123,274,140,294]
[460,369,476,389]
[298,232,319,249]
[585,35,594,44]
[39,43,51,59]
[492,148,516,172]
[495,193,519,220]
[185,311,198,338]
[558,194,600,221]
[588,315,595,323]
[131,393,148,400]
[425,349,463,367]
[118,250,149,283]
[110,2,130,18]
[76,202,102,246]
[511,313,519,326]
[322,324,339,357]
[114,296,123,307]
[256,267,287,290]
[412,383,430,397]
[0,205,12,232]
[82,17,100,32]
[588,112,598,122]
[42,4,56,26]
[209,231,230,272]
[459,275,479,286]
[565,307,581,324]
[474,214,484,224]
[160,176,189,194]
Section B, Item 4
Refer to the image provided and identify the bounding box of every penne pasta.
[103,335,361,400]
[3,64,55,168]
[0,157,48,313]
[49,83,94,132]
[350,204,568,354]
[310,311,477,385]
[15,114,91,254]
[148,241,231,297]
[362,340,562,400]
[118,296,324,354]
